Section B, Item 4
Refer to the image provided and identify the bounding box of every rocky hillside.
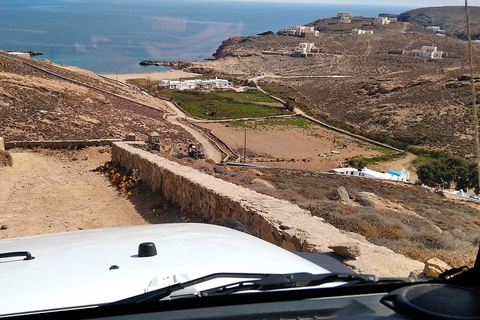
[194,17,480,156]
[0,51,193,152]
[398,6,480,40]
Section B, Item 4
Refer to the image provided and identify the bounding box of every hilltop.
[398,6,480,40]
[186,15,480,156]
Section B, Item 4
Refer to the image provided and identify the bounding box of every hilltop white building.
[374,16,391,26]
[159,78,229,90]
[403,46,443,59]
[284,25,319,37]
[337,11,353,24]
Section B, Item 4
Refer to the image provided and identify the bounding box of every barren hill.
[0,51,193,151]
[193,19,480,156]
[398,6,480,40]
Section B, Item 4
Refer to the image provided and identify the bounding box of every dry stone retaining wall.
[5,139,122,150]
[112,142,307,252]
[112,142,423,277]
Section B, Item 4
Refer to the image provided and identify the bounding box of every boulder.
[337,186,351,204]
[424,258,450,278]
[0,136,4,151]
[250,178,275,188]
[329,242,361,259]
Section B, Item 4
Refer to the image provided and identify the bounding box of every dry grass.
[213,166,480,268]
[307,201,478,267]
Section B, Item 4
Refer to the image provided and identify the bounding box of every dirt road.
[163,101,223,162]
[0,148,202,239]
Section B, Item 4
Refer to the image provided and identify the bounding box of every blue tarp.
[388,169,401,176]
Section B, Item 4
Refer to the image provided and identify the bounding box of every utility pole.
[243,129,247,163]
[465,0,480,195]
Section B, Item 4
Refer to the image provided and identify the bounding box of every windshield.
[1,0,480,316]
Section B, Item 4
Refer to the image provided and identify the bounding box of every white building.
[403,46,443,59]
[332,167,410,182]
[159,78,229,90]
[292,43,319,57]
[426,26,445,34]
[352,28,373,35]
[374,16,391,26]
[6,51,30,59]
[292,25,319,37]
[337,11,353,24]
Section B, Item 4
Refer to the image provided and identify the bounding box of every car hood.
[0,223,330,316]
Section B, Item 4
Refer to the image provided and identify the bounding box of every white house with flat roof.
[292,43,319,57]
[403,46,443,59]
[293,25,319,37]
[337,11,353,24]
[374,16,391,26]
[159,78,229,90]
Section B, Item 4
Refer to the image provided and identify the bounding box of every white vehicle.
[1,223,479,319]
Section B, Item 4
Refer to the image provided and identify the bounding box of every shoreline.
[101,70,202,82]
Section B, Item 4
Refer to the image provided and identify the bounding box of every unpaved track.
[0,148,202,239]
[0,149,145,238]
[163,101,222,162]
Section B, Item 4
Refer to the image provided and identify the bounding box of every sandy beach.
[101,70,201,82]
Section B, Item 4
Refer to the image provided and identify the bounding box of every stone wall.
[112,142,309,251]
[111,142,424,276]
[5,139,122,150]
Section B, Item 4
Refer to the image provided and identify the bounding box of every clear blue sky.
[232,0,480,7]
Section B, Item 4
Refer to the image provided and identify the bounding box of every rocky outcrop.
[139,60,192,69]
[424,258,451,278]
[329,243,361,259]
[338,186,355,205]
[213,37,245,59]
[250,178,275,188]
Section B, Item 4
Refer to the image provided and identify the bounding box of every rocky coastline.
[139,60,192,69]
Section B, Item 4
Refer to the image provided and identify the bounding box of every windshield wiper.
[108,272,380,305]
[198,272,379,297]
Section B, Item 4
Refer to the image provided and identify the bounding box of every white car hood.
[0,224,330,316]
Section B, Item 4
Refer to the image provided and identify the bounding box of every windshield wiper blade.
[108,272,270,305]
[108,272,379,305]
[199,272,379,297]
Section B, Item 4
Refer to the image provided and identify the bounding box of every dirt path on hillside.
[0,148,203,239]
[157,101,223,162]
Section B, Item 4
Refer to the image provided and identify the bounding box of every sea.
[0,0,415,74]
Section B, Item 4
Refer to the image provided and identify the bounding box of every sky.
[230,0,480,7]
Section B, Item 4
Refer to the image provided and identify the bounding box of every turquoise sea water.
[0,0,414,74]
